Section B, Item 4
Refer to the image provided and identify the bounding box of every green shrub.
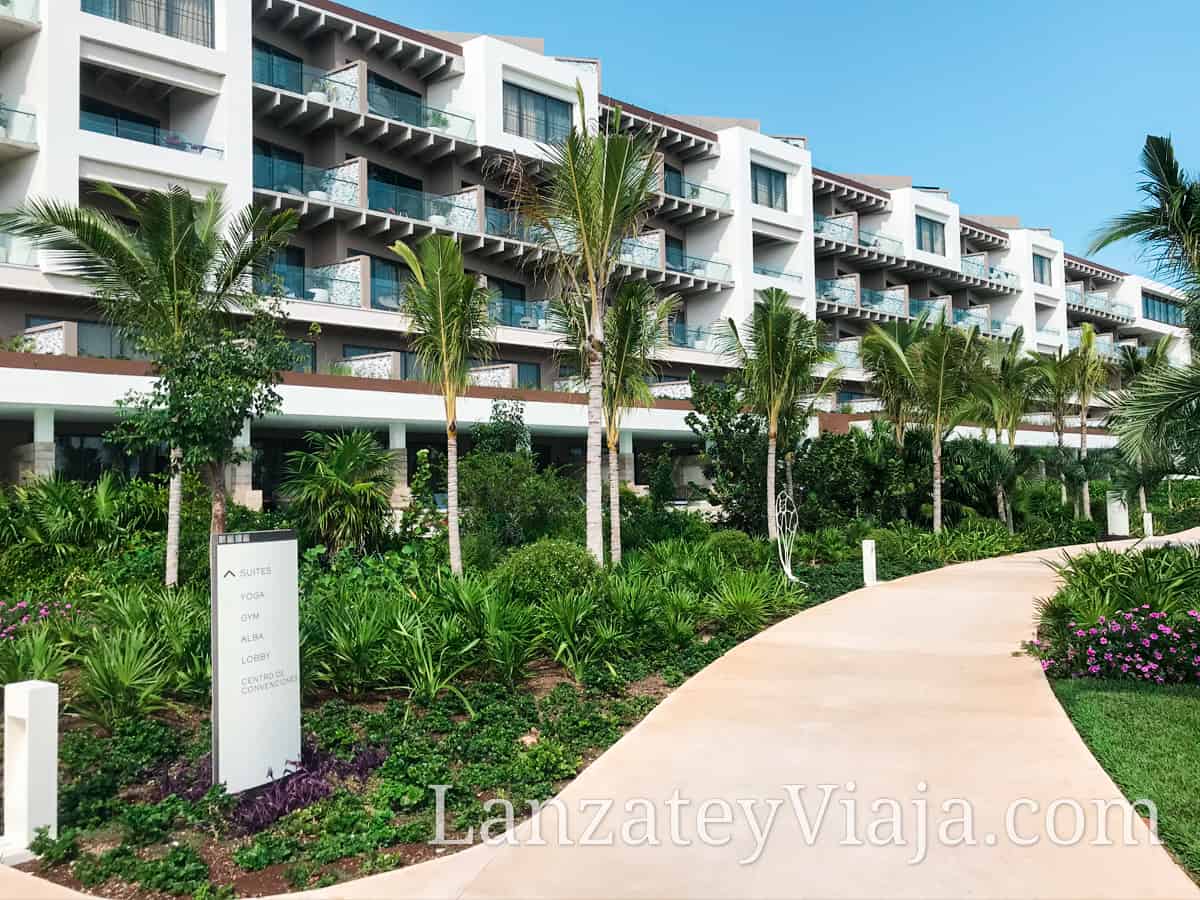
[460,451,580,553]
[74,626,170,732]
[618,488,710,552]
[708,570,772,638]
[704,529,767,569]
[493,538,601,606]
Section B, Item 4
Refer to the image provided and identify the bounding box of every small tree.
[0,185,299,543]
[861,312,929,448]
[391,235,494,575]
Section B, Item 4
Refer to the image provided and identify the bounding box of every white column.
[16,408,55,482]
[228,419,261,511]
[389,423,410,508]
[1143,512,1154,538]
[0,681,58,865]
[862,539,877,587]
[618,430,635,484]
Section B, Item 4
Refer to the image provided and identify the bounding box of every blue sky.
[353,0,1196,280]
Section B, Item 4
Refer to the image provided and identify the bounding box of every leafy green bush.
[704,529,767,569]
[493,538,601,606]
[708,570,771,638]
[618,487,710,552]
[460,450,581,555]
[74,626,170,732]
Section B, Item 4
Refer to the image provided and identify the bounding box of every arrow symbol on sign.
[223,570,236,579]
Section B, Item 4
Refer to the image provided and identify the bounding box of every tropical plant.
[554,280,678,563]
[391,235,494,575]
[1072,324,1111,521]
[282,430,396,556]
[1032,349,1079,505]
[493,538,602,606]
[976,327,1039,449]
[393,614,478,711]
[0,185,299,562]
[861,311,929,447]
[75,626,170,733]
[1117,335,1172,386]
[505,85,659,564]
[717,289,835,540]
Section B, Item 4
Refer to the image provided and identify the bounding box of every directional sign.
[210,530,300,794]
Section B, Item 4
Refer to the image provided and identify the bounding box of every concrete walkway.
[4,536,1198,899]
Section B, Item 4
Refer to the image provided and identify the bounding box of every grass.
[1052,678,1200,877]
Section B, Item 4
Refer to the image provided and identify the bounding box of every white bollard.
[1,680,58,865]
[1106,491,1130,537]
[1144,512,1154,538]
[862,539,877,587]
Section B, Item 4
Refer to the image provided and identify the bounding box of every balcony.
[959,254,1020,291]
[1065,283,1084,305]
[826,340,863,370]
[0,106,36,159]
[753,265,804,293]
[81,110,222,158]
[1035,326,1061,347]
[989,319,1019,338]
[857,226,903,257]
[368,180,479,231]
[81,0,215,49]
[252,52,359,112]
[662,176,730,210]
[987,265,1019,290]
[484,206,539,242]
[667,321,717,352]
[620,235,661,269]
[258,262,362,309]
[489,297,551,331]
[667,253,731,282]
[1066,284,1136,323]
[253,155,360,205]
[814,214,855,243]
[952,307,989,332]
[22,320,148,360]
[0,0,38,50]
[367,81,476,142]
[909,296,950,322]
[816,276,859,308]
[860,286,907,318]
[0,233,36,266]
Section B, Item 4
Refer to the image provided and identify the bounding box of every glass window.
[665,236,685,271]
[915,215,946,255]
[367,163,424,218]
[369,255,408,311]
[750,163,787,211]
[289,340,316,373]
[252,40,303,93]
[502,82,572,144]
[517,362,541,389]
[253,140,304,192]
[663,165,684,198]
[260,245,306,298]
[80,96,161,146]
[367,71,422,124]
[488,276,526,300]
[1032,253,1053,286]
[1142,293,1185,326]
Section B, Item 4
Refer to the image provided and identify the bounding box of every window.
[516,362,541,389]
[80,96,161,146]
[502,83,571,144]
[665,236,685,271]
[27,314,146,360]
[750,163,787,211]
[253,140,303,192]
[1143,293,1186,326]
[915,215,946,255]
[367,163,423,218]
[260,245,306,298]
[1032,253,1053,286]
[252,40,303,93]
[289,340,316,374]
[82,0,215,48]
[367,72,423,124]
[369,256,408,311]
[663,165,684,198]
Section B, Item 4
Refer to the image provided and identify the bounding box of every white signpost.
[211,530,301,794]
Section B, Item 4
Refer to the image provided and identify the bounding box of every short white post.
[1144,512,1154,538]
[1106,491,1130,537]
[1,680,58,865]
[862,539,877,587]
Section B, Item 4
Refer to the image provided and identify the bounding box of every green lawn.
[1053,679,1200,877]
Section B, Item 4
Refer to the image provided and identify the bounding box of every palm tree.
[555,281,679,564]
[282,430,396,556]
[873,318,982,532]
[718,288,833,541]
[1032,349,1078,505]
[392,236,494,575]
[0,184,296,584]
[981,327,1039,449]
[1072,324,1111,521]
[1109,364,1200,476]
[505,86,659,564]
[1117,335,1171,386]
[1088,135,1200,302]
[861,312,929,448]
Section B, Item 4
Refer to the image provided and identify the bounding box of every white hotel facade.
[0,0,1191,505]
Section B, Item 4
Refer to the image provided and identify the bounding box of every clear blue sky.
[353,0,1196,280]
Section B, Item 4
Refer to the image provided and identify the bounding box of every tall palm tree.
[1117,335,1171,386]
[982,327,1039,449]
[1032,349,1078,505]
[282,430,396,556]
[1109,364,1200,476]
[505,86,658,564]
[392,236,494,575]
[873,318,982,532]
[1072,324,1111,521]
[861,311,929,448]
[555,281,678,564]
[1088,135,1200,303]
[0,184,296,584]
[718,288,833,541]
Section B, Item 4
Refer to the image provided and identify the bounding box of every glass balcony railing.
[1035,326,1061,345]
[256,263,359,307]
[81,110,222,158]
[662,177,731,210]
[619,236,661,269]
[489,297,549,330]
[825,342,862,369]
[0,232,36,266]
[368,181,479,231]
[252,52,358,111]
[79,322,147,360]
[754,264,804,283]
[367,82,476,142]
[1068,330,1081,350]
[988,266,1019,290]
[0,106,35,144]
[370,275,406,312]
[909,298,949,322]
[952,307,988,331]
[485,206,537,242]
[253,155,359,204]
[667,321,716,351]
[814,214,855,243]
[989,319,1019,338]
[960,256,989,279]
[857,226,903,257]
[1065,283,1084,305]
[666,253,732,282]
[816,277,858,307]
[860,287,907,317]
[0,0,39,23]
[1112,302,1135,319]
[81,0,214,48]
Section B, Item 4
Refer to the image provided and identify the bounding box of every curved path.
[308,534,1200,899]
[4,535,1198,899]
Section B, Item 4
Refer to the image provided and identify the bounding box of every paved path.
[4,536,1198,899]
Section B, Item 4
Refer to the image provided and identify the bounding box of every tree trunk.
[585,348,604,565]
[1080,419,1092,521]
[205,462,228,538]
[932,433,943,534]
[1005,496,1015,534]
[607,434,622,567]
[766,429,778,541]
[785,452,794,498]
[1138,484,1148,517]
[1057,427,1067,505]
[996,484,1007,528]
[165,448,182,587]
[447,425,462,575]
